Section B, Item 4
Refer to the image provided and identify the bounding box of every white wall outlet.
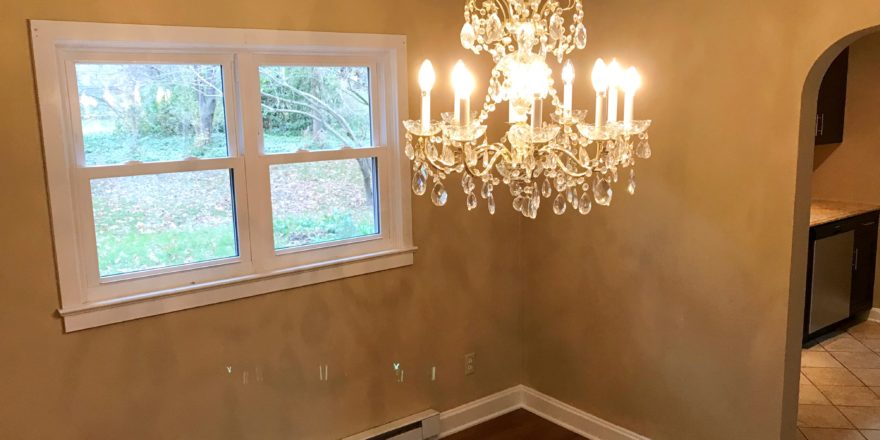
[464,353,476,376]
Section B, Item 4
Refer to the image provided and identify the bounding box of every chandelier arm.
[473,142,510,161]
[465,145,512,178]
[423,153,463,175]
[494,0,510,21]
[549,153,591,178]
[538,0,554,15]
[416,138,457,174]
[427,137,502,174]
[541,145,588,169]
[557,0,577,13]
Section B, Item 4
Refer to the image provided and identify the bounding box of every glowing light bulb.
[622,66,642,127]
[591,58,608,93]
[452,61,475,125]
[622,66,641,93]
[607,59,623,86]
[418,60,436,92]
[606,59,622,123]
[452,60,475,98]
[562,61,575,84]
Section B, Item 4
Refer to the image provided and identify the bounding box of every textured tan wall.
[8,0,880,439]
[0,1,523,439]
[521,1,880,439]
[812,33,880,307]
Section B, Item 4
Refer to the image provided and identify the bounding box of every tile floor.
[798,320,880,440]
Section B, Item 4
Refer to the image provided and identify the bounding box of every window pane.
[259,66,372,153]
[90,170,238,277]
[270,159,378,250]
[75,63,229,166]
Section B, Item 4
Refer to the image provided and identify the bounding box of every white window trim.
[31,20,414,332]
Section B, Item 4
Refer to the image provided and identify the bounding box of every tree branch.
[263,72,364,146]
[261,104,355,148]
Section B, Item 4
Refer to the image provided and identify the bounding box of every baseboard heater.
[342,410,440,440]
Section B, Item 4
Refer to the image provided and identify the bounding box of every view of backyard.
[76,62,377,277]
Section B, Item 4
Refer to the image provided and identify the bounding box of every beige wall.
[0,1,523,439]
[522,1,880,439]
[812,33,880,306]
[7,0,880,439]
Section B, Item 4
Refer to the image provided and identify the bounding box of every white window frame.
[31,20,414,332]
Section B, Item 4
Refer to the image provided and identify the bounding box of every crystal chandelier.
[402,0,652,218]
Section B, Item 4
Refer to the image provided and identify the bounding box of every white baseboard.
[438,386,523,437]
[522,387,650,440]
[438,385,649,440]
[869,308,880,322]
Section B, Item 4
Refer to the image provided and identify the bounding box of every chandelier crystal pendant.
[403,0,652,218]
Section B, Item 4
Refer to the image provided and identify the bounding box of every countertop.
[811,200,880,227]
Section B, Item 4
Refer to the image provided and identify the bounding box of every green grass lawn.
[83,132,228,166]
[87,133,377,277]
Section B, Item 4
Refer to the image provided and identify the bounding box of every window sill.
[58,247,416,332]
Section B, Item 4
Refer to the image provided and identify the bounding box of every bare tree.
[260,68,374,201]
[187,66,223,147]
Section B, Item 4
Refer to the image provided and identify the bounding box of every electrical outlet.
[464,352,476,376]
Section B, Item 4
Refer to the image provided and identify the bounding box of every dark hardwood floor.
[444,409,588,440]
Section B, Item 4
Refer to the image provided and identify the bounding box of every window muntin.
[269,158,379,251]
[74,63,229,166]
[31,21,411,330]
[65,55,391,290]
[90,169,238,277]
[259,65,373,153]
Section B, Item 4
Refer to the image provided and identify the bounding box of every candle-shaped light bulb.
[532,94,543,131]
[419,59,436,92]
[591,58,608,127]
[561,61,574,117]
[622,66,641,128]
[452,60,475,125]
[418,60,436,131]
[606,58,622,123]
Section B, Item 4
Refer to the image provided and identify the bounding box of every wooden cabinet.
[816,48,849,145]
[804,210,879,342]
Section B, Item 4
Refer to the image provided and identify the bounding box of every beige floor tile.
[805,368,865,386]
[861,340,880,353]
[797,429,808,440]
[799,405,855,428]
[818,386,880,407]
[861,430,880,440]
[839,406,880,429]
[849,322,880,341]
[851,370,880,387]
[800,428,867,440]
[834,352,880,370]
[824,334,872,352]
[806,352,848,368]
[811,345,832,352]
[803,382,833,405]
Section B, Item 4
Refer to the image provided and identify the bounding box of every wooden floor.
[444,409,588,440]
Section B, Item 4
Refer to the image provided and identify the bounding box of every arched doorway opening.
[786,24,880,439]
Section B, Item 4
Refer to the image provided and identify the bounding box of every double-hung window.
[31,21,413,331]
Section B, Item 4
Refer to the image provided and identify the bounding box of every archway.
[785,24,880,439]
